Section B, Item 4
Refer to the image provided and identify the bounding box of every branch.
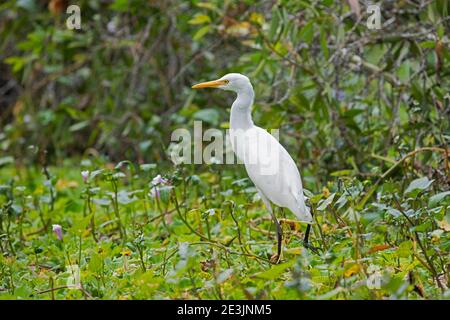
[357,147,448,210]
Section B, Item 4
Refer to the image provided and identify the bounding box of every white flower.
[81,170,90,183]
[52,224,63,241]
[151,174,167,186]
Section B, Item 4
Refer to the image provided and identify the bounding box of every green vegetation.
[0,0,449,299]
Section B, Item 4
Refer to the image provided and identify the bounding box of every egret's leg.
[257,189,282,263]
[269,208,282,263]
[303,224,312,245]
[303,211,319,253]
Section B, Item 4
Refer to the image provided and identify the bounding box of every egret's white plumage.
[192,73,313,261]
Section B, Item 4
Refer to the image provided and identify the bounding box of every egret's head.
[192,73,252,93]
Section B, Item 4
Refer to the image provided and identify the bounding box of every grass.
[0,158,449,300]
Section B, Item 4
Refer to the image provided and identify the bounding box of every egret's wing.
[241,127,312,223]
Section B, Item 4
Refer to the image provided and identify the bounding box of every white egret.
[192,73,314,262]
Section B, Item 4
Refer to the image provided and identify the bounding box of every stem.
[34,285,93,299]
[87,191,97,242]
[137,245,146,272]
[154,186,169,232]
[78,235,82,266]
[111,180,126,241]
[393,196,445,293]
[171,190,209,241]
[49,277,55,300]
[226,201,250,267]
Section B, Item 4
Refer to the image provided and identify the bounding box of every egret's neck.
[230,85,254,131]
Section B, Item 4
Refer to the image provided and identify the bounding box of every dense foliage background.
[0,0,449,299]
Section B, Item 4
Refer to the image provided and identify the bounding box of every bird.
[192,73,314,263]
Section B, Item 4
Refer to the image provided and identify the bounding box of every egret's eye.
[223,80,230,84]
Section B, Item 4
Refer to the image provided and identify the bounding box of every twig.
[357,147,448,209]
[189,241,270,264]
[33,285,93,299]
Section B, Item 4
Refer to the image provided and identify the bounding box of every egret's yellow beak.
[192,79,226,89]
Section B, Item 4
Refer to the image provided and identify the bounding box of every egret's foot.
[303,241,320,254]
[270,253,281,264]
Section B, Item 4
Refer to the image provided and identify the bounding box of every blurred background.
[0,0,449,300]
[0,0,449,189]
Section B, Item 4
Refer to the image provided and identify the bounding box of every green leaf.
[428,191,450,208]
[387,208,401,218]
[193,108,220,125]
[397,61,410,82]
[17,0,37,11]
[309,193,323,204]
[366,44,387,65]
[193,26,211,41]
[140,163,157,171]
[117,191,138,205]
[92,198,111,206]
[88,253,103,273]
[396,240,412,258]
[216,268,233,283]
[90,169,105,179]
[320,26,329,60]
[335,194,348,210]
[317,193,335,211]
[188,14,211,25]
[115,160,132,170]
[110,0,130,12]
[70,214,93,236]
[405,177,433,194]
[254,260,294,280]
[69,121,89,132]
[269,7,281,40]
[298,21,314,44]
[4,56,25,73]
[112,170,126,179]
[411,220,432,232]
[0,156,14,167]
[196,2,220,13]
[330,169,353,177]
